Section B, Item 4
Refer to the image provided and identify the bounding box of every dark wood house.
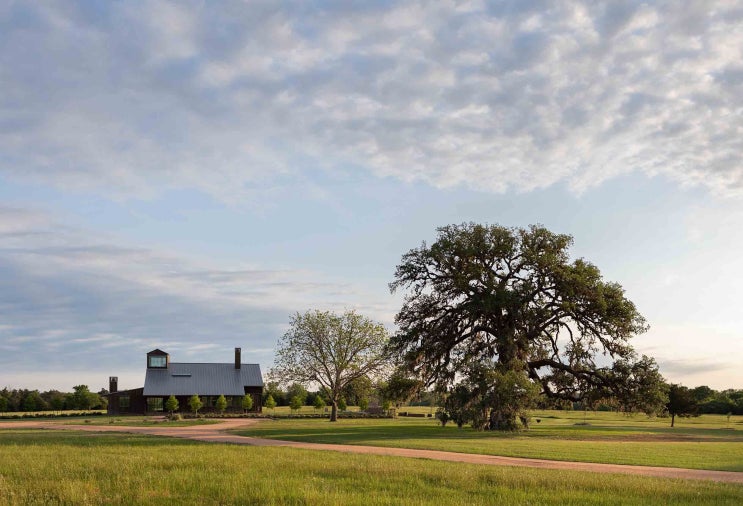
[106,347,263,415]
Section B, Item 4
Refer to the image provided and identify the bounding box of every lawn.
[0,429,741,505]
[61,417,220,427]
[232,410,743,471]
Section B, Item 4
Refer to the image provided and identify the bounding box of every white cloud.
[0,206,396,383]
[0,1,741,202]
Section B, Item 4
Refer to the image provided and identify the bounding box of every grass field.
[61,417,220,427]
[0,429,742,505]
[232,410,743,471]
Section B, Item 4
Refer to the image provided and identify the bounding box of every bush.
[216,395,228,414]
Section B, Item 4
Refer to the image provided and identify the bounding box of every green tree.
[22,391,47,412]
[379,370,423,408]
[165,395,179,415]
[692,385,715,403]
[189,394,203,415]
[71,385,98,411]
[337,397,347,411]
[358,397,369,412]
[271,310,390,422]
[0,396,7,412]
[313,395,326,413]
[389,223,651,430]
[242,394,254,413]
[382,399,392,415]
[289,395,302,414]
[667,384,698,427]
[286,383,308,406]
[263,381,287,406]
[609,355,668,416]
[342,376,373,407]
[216,394,228,414]
[264,394,277,413]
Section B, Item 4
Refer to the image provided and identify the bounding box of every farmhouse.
[106,348,263,415]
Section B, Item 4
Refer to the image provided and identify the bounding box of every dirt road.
[4,419,743,484]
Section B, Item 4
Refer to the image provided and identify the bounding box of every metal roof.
[143,363,263,396]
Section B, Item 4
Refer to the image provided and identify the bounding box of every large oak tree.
[389,223,656,429]
[271,310,389,421]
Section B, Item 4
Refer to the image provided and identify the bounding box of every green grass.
[61,416,220,427]
[0,429,741,505]
[232,411,743,471]
[0,410,106,421]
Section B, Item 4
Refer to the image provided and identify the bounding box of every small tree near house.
[313,396,325,413]
[189,394,203,416]
[165,395,179,415]
[264,394,277,413]
[358,397,369,412]
[289,395,302,415]
[216,394,228,414]
[242,394,254,413]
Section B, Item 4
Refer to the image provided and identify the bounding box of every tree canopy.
[271,309,389,421]
[389,223,655,429]
[667,384,699,427]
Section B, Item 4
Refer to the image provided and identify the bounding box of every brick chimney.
[109,376,118,393]
[235,347,241,369]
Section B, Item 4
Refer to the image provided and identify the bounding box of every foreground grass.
[0,430,742,505]
[233,411,743,472]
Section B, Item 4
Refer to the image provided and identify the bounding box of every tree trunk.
[330,401,338,422]
[671,414,675,427]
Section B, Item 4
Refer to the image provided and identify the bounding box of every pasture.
[233,410,743,471]
[1,429,742,505]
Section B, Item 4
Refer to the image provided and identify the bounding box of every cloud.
[0,205,396,388]
[657,358,734,377]
[1,1,742,202]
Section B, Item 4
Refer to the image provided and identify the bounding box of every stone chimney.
[109,376,118,393]
[235,347,241,369]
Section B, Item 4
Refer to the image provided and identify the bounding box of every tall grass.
[0,430,741,505]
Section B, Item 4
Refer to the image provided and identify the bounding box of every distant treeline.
[0,385,107,412]
[536,385,743,416]
[684,386,743,415]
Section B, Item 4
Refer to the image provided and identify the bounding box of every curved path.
[5,419,743,484]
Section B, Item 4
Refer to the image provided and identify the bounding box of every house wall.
[142,392,263,414]
[106,388,145,415]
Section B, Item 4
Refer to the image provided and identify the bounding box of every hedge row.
[183,412,394,420]
[0,411,105,420]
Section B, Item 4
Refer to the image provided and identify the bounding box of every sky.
[1,1,742,392]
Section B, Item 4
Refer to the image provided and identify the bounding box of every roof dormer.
[147,349,169,369]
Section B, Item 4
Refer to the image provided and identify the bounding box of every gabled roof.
[147,349,169,355]
[143,363,263,396]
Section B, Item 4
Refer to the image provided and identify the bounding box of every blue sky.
[1,1,742,392]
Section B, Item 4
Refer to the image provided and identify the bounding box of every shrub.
[242,394,254,413]
[216,395,228,414]
[189,395,203,415]
[313,396,326,413]
[165,395,179,414]
[289,395,302,414]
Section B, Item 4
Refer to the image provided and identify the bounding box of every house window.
[148,355,167,368]
[147,398,163,412]
[119,395,130,412]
